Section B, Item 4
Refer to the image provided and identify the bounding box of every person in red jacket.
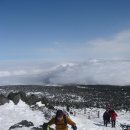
[110,110,117,127]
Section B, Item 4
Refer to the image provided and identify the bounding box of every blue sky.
[0,0,130,61]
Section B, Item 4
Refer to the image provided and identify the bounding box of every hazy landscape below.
[0,85,130,110]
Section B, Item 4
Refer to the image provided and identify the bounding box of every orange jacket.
[48,116,76,130]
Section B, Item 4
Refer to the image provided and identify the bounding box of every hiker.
[43,109,77,130]
[110,109,117,127]
[108,109,112,123]
[66,105,70,112]
[103,109,110,127]
[106,104,112,123]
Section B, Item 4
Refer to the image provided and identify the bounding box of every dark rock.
[31,127,43,130]
[9,120,34,130]
[31,126,54,130]
[8,91,27,105]
[9,124,22,129]
[41,97,48,106]
[44,111,52,120]
[70,111,73,115]
[0,94,9,105]
[46,104,54,110]
[26,94,40,105]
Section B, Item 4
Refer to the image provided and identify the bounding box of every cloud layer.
[0,60,130,86]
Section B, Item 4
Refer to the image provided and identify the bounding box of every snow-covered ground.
[0,100,130,130]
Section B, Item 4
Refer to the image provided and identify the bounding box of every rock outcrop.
[0,94,9,105]
[9,120,34,130]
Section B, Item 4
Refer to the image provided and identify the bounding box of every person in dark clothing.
[103,110,110,127]
[108,109,112,123]
[106,104,112,123]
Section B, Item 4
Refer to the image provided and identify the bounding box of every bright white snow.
[0,100,130,130]
[0,100,44,130]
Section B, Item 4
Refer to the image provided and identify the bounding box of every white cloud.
[0,71,11,77]
[0,60,130,86]
[0,30,130,85]
[83,29,130,59]
[36,29,130,60]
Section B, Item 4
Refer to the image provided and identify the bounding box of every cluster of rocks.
[9,120,43,130]
[0,94,9,105]
[0,91,52,107]
[0,92,55,130]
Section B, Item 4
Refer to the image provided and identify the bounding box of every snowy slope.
[0,100,130,130]
[0,100,44,130]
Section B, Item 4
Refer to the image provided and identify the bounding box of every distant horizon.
[1,83,130,87]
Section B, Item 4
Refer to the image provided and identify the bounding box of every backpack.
[42,123,50,130]
[42,123,54,130]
